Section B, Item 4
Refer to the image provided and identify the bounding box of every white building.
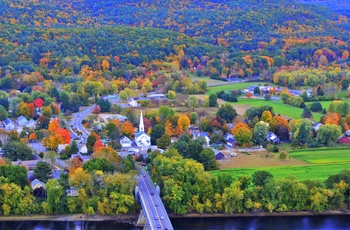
[128,98,138,107]
[135,111,151,148]
[120,136,132,148]
[3,118,15,130]
[17,115,28,126]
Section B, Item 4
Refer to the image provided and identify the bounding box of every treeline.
[150,149,350,214]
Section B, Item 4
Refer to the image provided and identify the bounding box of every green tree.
[69,140,79,155]
[3,141,33,161]
[44,151,58,166]
[189,112,198,124]
[119,90,128,101]
[156,134,171,149]
[34,161,52,183]
[151,124,165,145]
[209,94,218,107]
[252,170,273,187]
[310,102,323,112]
[216,104,237,122]
[83,158,114,173]
[86,133,98,154]
[0,165,29,188]
[96,99,111,112]
[253,122,269,145]
[46,179,64,214]
[199,148,218,171]
[296,123,310,146]
[235,127,252,146]
[317,124,342,146]
[167,90,176,99]
[0,105,9,120]
[254,87,261,95]
[188,95,198,108]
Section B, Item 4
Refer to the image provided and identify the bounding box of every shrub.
[279,152,287,160]
[310,102,323,112]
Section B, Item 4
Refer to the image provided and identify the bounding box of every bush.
[60,154,68,160]
[279,152,287,160]
[267,145,279,153]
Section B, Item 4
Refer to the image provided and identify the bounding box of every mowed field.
[210,147,350,182]
[205,82,279,95]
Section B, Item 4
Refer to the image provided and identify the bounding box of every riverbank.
[0,213,138,224]
[170,210,350,218]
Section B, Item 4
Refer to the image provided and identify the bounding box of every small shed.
[215,151,225,160]
[31,179,45,190]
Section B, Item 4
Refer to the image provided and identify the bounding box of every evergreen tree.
[34,161,52,183]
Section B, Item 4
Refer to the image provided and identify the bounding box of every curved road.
[137,169,173,230]
[70,104,95,139]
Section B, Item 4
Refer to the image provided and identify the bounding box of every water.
[1,215,350,230]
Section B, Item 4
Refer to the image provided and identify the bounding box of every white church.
[135,111,151,148]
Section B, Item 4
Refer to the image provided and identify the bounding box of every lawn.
[210,162,350,182]
[288,148,350,164]
[227,98,323,121]
[188,73,227,85]
[206,82,278,95]
[305,99,350,111]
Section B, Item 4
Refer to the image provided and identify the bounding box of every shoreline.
[0,210,350,223]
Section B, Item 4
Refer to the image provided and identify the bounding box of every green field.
[211,147,350,182]
[289,148,350,164]
[229,98,324,121]
[206,82,278,95]
[210,163,350,182]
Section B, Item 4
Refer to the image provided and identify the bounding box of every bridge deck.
[137,170,173,230]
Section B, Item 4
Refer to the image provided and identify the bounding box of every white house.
[79,145,88,155]
[57,144,69,153]
[66,187,78,197]
[120,136,132,148]
[267,132,280,143]
[135,111,151,148]
[26,119,36,128]
[3,118,15,130]
[193,132,210,146]
[128,98,138,107]
[31,179,45,190]
[17,115,28,126]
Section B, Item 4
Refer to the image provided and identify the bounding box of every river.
[1,215,350,230]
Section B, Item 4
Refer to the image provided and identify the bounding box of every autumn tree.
[177,115,190,134]
[232,122,249,136]
[102,60,110,71]
[261,110,272,123]
[48,118,60,133]
[235,127,252,146]
[317,124,342,146]
[121,121,135,138]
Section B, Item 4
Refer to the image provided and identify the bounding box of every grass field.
[188,73,227,85]
[288,148,350,164]
[206,82,278,95]
[210,163,350,182]
[211,147,350,182]
[226,98,324,121]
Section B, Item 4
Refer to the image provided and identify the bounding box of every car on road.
[154,216,158,220]
[230,153,237,157]
[160,216,164,220]
[150,191,154,195]
[155,203,159,207]
[143,174,146,178]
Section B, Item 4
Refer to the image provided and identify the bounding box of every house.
[27,171,35,182]
[16,127,24,135]
[135,112,151,148]
[25,119,36,128]
[147,94,165,100]
[3,118,15,130]
[224,133,234,141]
[212,149,225,160]
[266,132,280,143]
[79,145,88,155]
[57,144,69,153]
[312,122,322,131]
[338,136,350,144]
[128,98,138,107]
[193,132,210,146]
[108,114,127,122]
[345,130,350,137]
[66,187,78,197]
[226,138,237,147]
[17,115,28,126]
[31,179,45,190]
[120,136,133,148]
[12,160,41,170]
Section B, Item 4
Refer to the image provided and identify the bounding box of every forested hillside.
[0,0,350,90]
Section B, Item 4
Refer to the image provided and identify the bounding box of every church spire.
[139,111,144,132]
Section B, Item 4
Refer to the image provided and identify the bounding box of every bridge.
[135,169,174,230]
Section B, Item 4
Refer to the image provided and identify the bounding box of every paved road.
[70,105,95,139]
[137,169,173,230]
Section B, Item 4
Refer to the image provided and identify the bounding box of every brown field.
[218,149,308,169]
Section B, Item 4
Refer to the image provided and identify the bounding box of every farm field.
[288,148,350,164]
[228,98,324,121]
[211,147,350,182]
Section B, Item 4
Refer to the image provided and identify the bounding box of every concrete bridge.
[135,169,173,230]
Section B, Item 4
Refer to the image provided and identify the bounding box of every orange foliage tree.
[232,122,249,136]
[322,112,341,125]
[28,132,37,141]
[270,116,290,131]
[56,128,71,144]
[48,118,60,132]
[177,115,190,135]
[121,121,135,138]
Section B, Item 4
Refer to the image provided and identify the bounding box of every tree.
[188,96,198,108]
[301,108,313,119]
[254,87,261,95]
[69,140,79,155]
[44,151,58,166]
[216,104,237,122]
[199,148,218,171]
[83,158,114,173]
[48,118,60,133]
[235,127,252,146]
[151,124,165,145]
[252,170,273,187]
[93,147,121,164]
[253,122,269,145]
[189,112,198,124]
[310,102,323,112]
[261,110,272,123]
[317,124,342,146]
[209,94,218,107]
[102,60,110,71]
[156,134,171,149]
[0,165,29,188]
[232,122,249,136]
[92,105,101,114]
[46,179,64,214]
[86,132,99,154]
[34,161,52,183]
[96,99,111,112]
[3,141,33,161]
[296,123,310,146]
[0,105,9,121]
[121,121,135,138]
[168,90,176,99]
[177,115,190,134]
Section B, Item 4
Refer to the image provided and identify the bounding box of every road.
[70,105,95,139]
[137,170,173,230]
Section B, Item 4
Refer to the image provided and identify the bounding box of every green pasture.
[210,162,350,182]
[229,98,323,121]
[289,148,350,164]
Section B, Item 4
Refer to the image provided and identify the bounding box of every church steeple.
[139,111,144,132]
